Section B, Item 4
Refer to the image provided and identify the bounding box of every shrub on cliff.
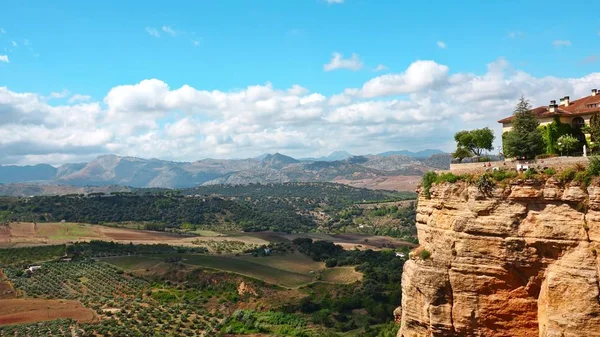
[491,169,517,182]
[588,156,600,176]
[558,167,577,184]
[421,172,438,199]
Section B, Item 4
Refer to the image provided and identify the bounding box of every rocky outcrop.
[398,179,600,337]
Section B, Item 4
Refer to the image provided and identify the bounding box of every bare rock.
[399,181,600,337]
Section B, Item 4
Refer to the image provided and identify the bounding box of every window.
[572,117,585,129]
[587,103,598,108]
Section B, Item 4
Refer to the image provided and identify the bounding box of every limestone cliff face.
[398,179,600,337]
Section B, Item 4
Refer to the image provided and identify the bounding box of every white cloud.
[162,25,177,37]
[373,64,387,72]
[50,90,70,99]
[0,55,9,63]
[325,0,344,3]
[11,41,17,47]
[360,60,449,97]
[192,40,200,46]
[0,28,5,34]
[324,52,363,72]
[1,59,600,164]
[145,27,160,38]
[552,40,571,47]
[436,41,447,49]
[68,94,92,103]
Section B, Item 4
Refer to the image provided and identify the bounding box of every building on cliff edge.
[498,89,600,138]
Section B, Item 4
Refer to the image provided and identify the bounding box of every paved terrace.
[447,156,590,175]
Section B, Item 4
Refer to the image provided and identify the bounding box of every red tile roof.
[498,92,600,124]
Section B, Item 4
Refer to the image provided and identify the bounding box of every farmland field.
[0,299,96,325]
[321,267,363,284]
[99,256,164,271]
[102,253,325,288]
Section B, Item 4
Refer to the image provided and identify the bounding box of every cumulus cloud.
[0,55,9,63]
[373,64,387,72]
[1,59,600,164]
[324,52,363,71]
[436,41,447,49]
[360,60,449,97]
[552,40,571,47]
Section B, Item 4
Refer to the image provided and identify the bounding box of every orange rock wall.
[398,179,600,337]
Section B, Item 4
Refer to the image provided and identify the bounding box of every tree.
[454,127,495,156]
[452,146,473,163]
[583,114,600,153]
[502,97,545,159]
[556,134,579,155]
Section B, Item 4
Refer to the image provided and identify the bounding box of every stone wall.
[449,156,590,175]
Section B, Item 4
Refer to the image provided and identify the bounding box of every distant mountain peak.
[378,149,445,158]
[262,153,298,164]
[299,150,353,162]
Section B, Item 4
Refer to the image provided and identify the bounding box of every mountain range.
[0,151,450,192]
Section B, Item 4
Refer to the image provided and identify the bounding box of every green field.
[36,223,97,239]
[181,254,316,288]
[321,266,363,284]
[101,253,341,288]
[187,229,223,237]
[100,256,164,270]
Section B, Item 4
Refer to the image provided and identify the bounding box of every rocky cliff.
[398,178,600,337]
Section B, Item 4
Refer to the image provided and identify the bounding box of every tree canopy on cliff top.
[453,127,495,157]
[502,97,545,159]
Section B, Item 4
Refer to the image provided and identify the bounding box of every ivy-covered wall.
[539,116,583,154]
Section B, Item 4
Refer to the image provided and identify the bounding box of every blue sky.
[0,0,599,164]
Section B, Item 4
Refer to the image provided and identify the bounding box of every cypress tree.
[503,96,545,159]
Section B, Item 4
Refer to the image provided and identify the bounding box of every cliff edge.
[398,178,600,337]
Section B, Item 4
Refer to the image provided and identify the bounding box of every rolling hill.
[0,152,450,190]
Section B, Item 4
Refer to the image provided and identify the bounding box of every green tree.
[556,134,579,155]
[502,97,545,159]
[453,127,495,156]
[583,114,600,153]
[452,146,473,163]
